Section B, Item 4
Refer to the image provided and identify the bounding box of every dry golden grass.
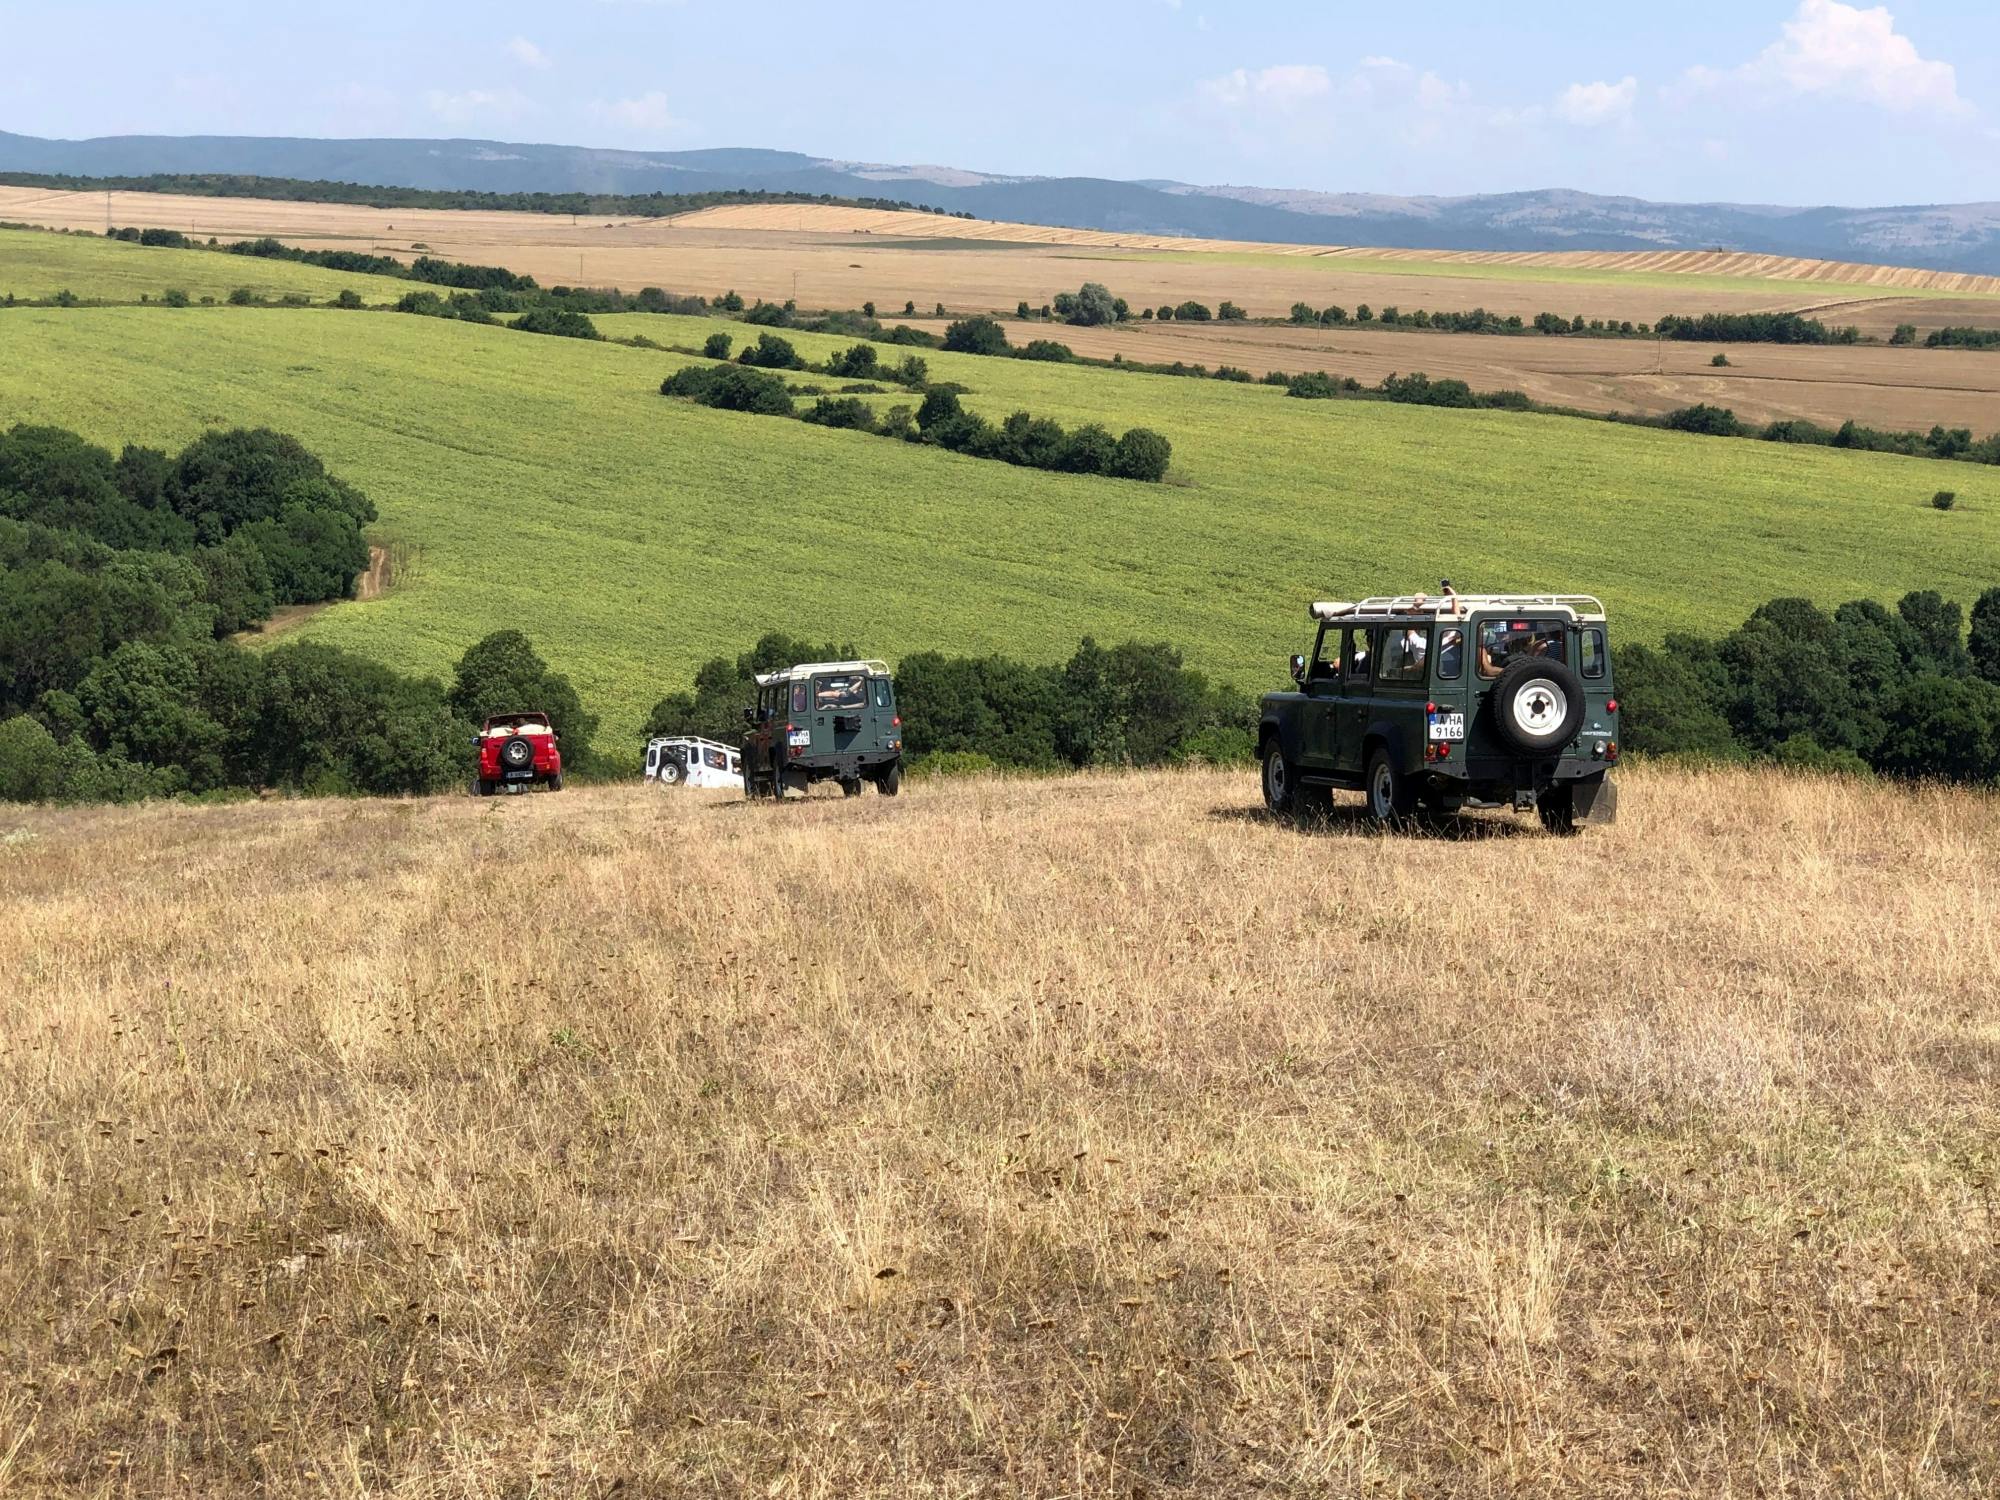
[2,764,1997,1496]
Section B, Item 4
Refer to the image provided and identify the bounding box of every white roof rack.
[753,658,891,686]
[1310,594,1605,623]
[646,734,740,754]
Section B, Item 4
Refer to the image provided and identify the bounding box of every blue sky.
[6,0,1998,205]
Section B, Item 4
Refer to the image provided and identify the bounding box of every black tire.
[1538,785,1579,836]
[841,777,863,798]
[659,760,683,786]
[1491,657,1586,756]
[473,778,494,798]
[547,772,564,793]
[499,735,535,774]
[1261,741,1298,817]
[1365,747,1418,826]
[877,759,903,797]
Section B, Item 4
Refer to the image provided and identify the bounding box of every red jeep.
[472,712,564,795]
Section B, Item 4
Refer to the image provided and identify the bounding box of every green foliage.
[161,288,190,307]
[737,332,803,369]
[1933,490,1957,510]
[448,629,598,752]
[1664,404,1748,437]
[702,331,734,360]
[1059,283,1121,327]
[659,363,795,415]
[1218,301,1248,321]
[643,631,857,743]
[1618,590,2000,784]
[1173,301,1212,322]
[801,397,875,432]
[823,342,878,379]
[1111,428,1173,482]
[1655,312,1856,344]
[512,308,601,340]
[334,288,364,310]
[0,713,61,801]
[1890,324,1918,346]
[1710,353,1731,367]
[1018,340,1075,362]
[943,316,1010,356]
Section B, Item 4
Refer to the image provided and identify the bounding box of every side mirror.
[468,735,480,747]
[741,706,756,725]
[1289,653,1307,685]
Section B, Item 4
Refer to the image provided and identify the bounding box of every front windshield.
[1477,618,1567,678]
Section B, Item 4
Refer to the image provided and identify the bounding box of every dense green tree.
[1969,587,2000,685]
[1898,590,1973,676]
[943,316,1010,355]
[0,714,62,801]
[448,630,597,751]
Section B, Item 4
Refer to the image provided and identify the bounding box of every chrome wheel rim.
[1370,762,1394,818]
[1264,751,1287,807]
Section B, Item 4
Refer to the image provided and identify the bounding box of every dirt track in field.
[9,187,1999,431]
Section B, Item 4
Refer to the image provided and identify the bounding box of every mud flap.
[1573,775,1618,824]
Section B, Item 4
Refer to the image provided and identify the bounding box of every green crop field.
[3,298,1996,754]
[0,226,415,305]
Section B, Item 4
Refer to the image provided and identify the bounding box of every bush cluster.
[912,389,1171,480]
[1925,327,2000,350]
[1654,312,1859,345]
[1618,590,2000,784]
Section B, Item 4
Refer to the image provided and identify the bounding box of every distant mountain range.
[8,130,2000,274]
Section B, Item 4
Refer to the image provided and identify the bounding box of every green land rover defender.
[742,658,904,799]
[1258,592,1619,833]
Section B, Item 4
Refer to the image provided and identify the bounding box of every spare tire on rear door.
[500,735,535,772]
[1490,656,1585,754]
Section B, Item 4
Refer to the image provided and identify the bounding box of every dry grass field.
[2,763,1996,1497]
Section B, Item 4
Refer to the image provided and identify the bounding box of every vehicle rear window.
[1478,618,1567,678]
[791,681,807,715]
[1437,627,1464,680]
[1378,627,1429,683]
[816,674,867,710]
[873,678,893,708]
[705,747,727,769]
[1581,628,1606,679]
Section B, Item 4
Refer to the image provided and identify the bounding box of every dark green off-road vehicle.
[1259,592,1619,833]
[742,658,905,799]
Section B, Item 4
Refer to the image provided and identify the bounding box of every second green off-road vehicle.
[742,658,904,799]
[1258,591,1619,833]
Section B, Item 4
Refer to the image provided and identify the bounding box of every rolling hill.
[2,279,1993,754]
[9,130,2000,273]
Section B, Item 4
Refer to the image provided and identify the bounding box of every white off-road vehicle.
[644,736,746,791]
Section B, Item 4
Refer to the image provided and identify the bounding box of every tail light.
[892,715,901,727]
[1606,699,1619,713]
[1607,742,1620,762]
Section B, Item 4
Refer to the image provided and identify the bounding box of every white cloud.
[1198,64,1331,114]
[507,37,550,70]
[1555,76,1637,127]
[592,90,678,134]
[1680,1,1969,117]
[424,87,532,126]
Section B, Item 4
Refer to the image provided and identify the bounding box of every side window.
[1344,628,1374,684]
[1581,629,1605,679]
[872,678,893,708]
[791,681,807,715]
[1307,624,1338,683]
[1378,627,1428,683]
[1437,627,1464,681]
[706,748,726,769]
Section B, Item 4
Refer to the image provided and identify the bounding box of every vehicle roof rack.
[753,658,892,686]
[1309,594,1606,623]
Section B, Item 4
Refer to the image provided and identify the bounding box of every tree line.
[1619,590,2000,784]
[0,421,599,801]
[3,172,971,219]
[644,633,1254,772]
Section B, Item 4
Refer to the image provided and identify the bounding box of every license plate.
[505,769,533,779]
[1429,713,1465,741]
[787,729,812,749]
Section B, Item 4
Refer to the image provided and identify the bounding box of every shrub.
[743,300,790,327]
[1664,404,1747,437]
[1890,323,1917,346]
[1110,428,1172,482]
[1060,282,1120,327]
[1018,339,1074,362]
[334,288,364,309]
[1711,352,1731,367]
[1212,366,1253,383]
[227,287,257,306]
[1319,306,1348,325]
[512,308,601,339]
[878,404,916,439]
[162,288,190,308]
[1218,301,1248,321]
[717,289,744,312]
[1933,490,1957,510]
[943,316,1010,356]
[916,387,963,431]
[737,332,803,369]
[138,228,190,248]
[0,714,62,802]
[801,397,875,432]
[1289,302,1317,324]
[1156,305,1174,321]
[1173,301,1212,322]
[52,289,79,307]
[824,342,879,378]
[862,301,876,317]
[702,331,733,359]
[1287,372,1347,399]
[1016,300,1032,320]
[1058,423,1118,475]
[660,364,795,415]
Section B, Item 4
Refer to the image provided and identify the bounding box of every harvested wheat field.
[2,763,1996,1496]
[8,187,1998,328]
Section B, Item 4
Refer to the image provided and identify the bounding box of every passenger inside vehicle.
[815,674,867,710]
[1477,620,1568,676]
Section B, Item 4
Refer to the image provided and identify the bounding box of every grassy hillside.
[0,225,414,304]
[1,301,1995,753]
[3,763,1996,1494]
